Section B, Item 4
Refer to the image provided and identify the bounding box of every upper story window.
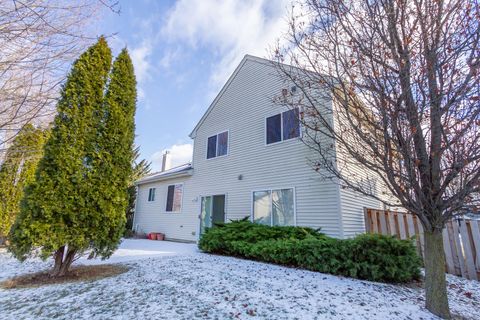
[166,184,183,212]
[266,108,300,144]
[148,188,156,202]
[207,131,228,159]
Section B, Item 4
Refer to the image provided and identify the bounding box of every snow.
[1,239,479,320]
[81,239,199,265]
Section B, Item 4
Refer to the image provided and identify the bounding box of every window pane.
[217,131,228,156]
[272,189,294,226]
[172,184,183,212]
[166,185,174,211]
[253,190,271,225]
[207,135,217,159]
[200,196,212,235]
[148,188,155,201]
[266,114,281,144]
[282,109,300,140]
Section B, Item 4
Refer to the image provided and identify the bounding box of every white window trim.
[165,183,184,213]
[147,187,156,202]
[206,130,230,160]
[265,108,302,146]
[250,187,297,226]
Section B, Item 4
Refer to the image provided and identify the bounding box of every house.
[133,55,387,242]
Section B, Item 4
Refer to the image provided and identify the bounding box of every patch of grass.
[0,264,129,289]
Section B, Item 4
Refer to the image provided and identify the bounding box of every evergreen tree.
[9,37,113,276]
[0,124,47,242]
[131,146,152,183]
[88,48,137,257]
[126,146,151,231]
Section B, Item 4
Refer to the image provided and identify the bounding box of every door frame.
[197,193,227,241]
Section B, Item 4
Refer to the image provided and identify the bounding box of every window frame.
[265,113,282,144]
[165,183,184,213]
[206,135,217,159]
[147,187,156,202]
[206,130,229,160]
[250,187,296,226]
[265,108,301,146]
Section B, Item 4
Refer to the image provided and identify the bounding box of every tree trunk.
[424,230,450,319]
[51,246,65,277]
[51,246,76,277]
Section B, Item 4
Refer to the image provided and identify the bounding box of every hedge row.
[198,219,421,283]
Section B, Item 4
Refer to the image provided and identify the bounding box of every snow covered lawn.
[1,239,478,320]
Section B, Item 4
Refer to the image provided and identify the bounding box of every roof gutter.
[134,169,193,185]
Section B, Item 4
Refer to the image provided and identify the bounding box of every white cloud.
[130,41,154,104]
[150,143,193,171]
[159,47,181,70]
[130,41,152,83]
[162,0,292,87]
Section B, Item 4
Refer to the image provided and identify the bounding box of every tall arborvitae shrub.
[88,49,137,257]
[0,124,47,242]
[8,38,113,277]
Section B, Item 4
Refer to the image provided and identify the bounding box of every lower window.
[166,184,183,212]
[253,188,295,226]
[148,188,156,202]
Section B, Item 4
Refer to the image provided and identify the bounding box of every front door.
[200,194,225,235]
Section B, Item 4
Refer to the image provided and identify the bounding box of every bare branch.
[273,0,480,232]
[0,0,119,158]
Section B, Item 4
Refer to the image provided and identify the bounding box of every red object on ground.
[156,233,165,241]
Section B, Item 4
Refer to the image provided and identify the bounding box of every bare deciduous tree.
[0,0,118,157]
[274,0,479,318]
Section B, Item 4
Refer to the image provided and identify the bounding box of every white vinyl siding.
[135,57,341,241]
[190,57,342,238]
[134,177,196,241]
[134,56,391,241]
[331,97,389,238]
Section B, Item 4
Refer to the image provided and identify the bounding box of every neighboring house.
[133,55,387,242]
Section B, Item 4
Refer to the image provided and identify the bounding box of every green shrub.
[198,218,325,255]
[341,233,422,282]
[199,220,421,283]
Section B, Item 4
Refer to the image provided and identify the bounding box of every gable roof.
[189,54,275,138]
[135,163,193,185]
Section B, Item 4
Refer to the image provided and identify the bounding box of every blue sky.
[100,0,291,171]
